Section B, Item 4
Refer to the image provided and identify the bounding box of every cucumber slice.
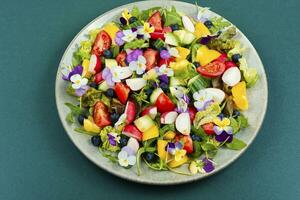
[98,81,110,92]
[188,75,211,94]
[153,39,165,50]
[134,115,155,132]
[105,59,117,68]
[165,33,179,46]
[174,30,195,45]
[170,77,186,87]
[150,88,163,104]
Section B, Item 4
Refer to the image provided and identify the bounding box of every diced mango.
[163,131,176,140]
[157,140,168,160]
[83,118,100,134]
[168,155,189,168]
[103,23,120,44]
[175,47,190,62]
[82,59,90,77]
[196,45,221,66]
[194,22,211,38]
[142,125,159,141]
[232,81,249,110]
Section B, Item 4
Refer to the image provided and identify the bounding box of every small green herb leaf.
[226,138,247,150]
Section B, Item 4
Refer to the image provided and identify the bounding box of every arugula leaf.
[230,117,240,134]
[66,112,75,123]
[191,125,207,139]
[74,128,98,136]
[65,102,82,115]
[159,124,175,136]
[226,138,247,150]
[99,148,118,163]
[190,141,203,158]
[164,6,183,27]
[201,143,217,151]
[110,45,120,58]
[238,114,248,129]
[139,7,162,21]
[124,39,148,50]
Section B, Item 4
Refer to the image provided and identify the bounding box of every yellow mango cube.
[168,155,189,168]
[157,140,168,160]
[163,131,176,140]
[142,125,159,141]
[175,47,190,62]
[83,118,100,134]
[194,22,211,38]
[232,81,249,110]
[196,45,221,66]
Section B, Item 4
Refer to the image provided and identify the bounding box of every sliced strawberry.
[92,30,111,56]
[143,49,159,71]
[202,123,215,135]
[115,82,130,104]
[148,11,163,31]
[122,124,143,141]
[116,51,127,67]
[175,135,194,154]
[125,101,136,125]
[93,101,111,128]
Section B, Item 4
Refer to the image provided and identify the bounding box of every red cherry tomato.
[92,30,111,56]
[162,26,172,33]
[225,61,237,70]
[125,101,136,125]
[116,51,127,67]
[115,82,130,104]
[188,107,197,122]
[202,123,215,135]
[148,11,163,31]
[143,49,159,71]
[93,101,111,128]
[197,61,226,78]
[155,93,176,113]
[216,53,228,63]
[175,135,194,154]
[150,32,165,40]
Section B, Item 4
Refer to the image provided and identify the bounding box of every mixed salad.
[62,4,258,175]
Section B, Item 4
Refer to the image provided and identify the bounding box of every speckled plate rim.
[55,0,268,185]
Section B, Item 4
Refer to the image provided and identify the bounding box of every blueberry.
[106,88,115,98]
[77,114,85,125]
[170,24,179,31]
[204,20,213,28]
[128,16,138,24]
[103,50,113,58]
[89,82,98,89]
[232,54,242,63]
[91,136,102,147]
[193,62,200,68]
[119,136,129,148]
[143,152,158,163]
[110,113,120,124]
[191,134,202,142]
[233,110,240,117]
[120,17,127,25]
[160,82,169,92]
[145,88,153,96]
[218,113,225,119]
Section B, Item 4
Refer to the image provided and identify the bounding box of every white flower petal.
[119,159,129,167]
[193,92,201,100]
[118,150,128,160]
[169,48,179,57]
[80,78,88,86]
[61,66,71,76]
[129,61,137,71]
[127,155,136,165]
[194,101,205,110]
[72,83,81,89]
[138,55,146,64]
[70,74,81,83]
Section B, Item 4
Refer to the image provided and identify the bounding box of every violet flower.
[202,158,215,173]
[102,68,114,87]
[126,49,143,63]
[160,50,171,59]
[159,74,169,84]
[115,31,125,46]
[61,65,83,81]
[213,116,233,143]
[107,133,120,146]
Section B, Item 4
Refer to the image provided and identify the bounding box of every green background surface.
[1,0,299,199]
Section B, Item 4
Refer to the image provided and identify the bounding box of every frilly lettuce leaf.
[100,126,120,152]
[81,88,102,107]
[88,29,100,42]
[164,6,183,27]
[209,17,231,34]
[193,102,221,128]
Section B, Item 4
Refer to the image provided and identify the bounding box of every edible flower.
[213,115,233,143]
[160,50,170,59]
[120,8,132,25]
[126,49,143,63]
[196,5,210,22]
[157,64,174,77]
[189,158,215,174]
[167,142,187,162]
[102,67,114,87]
[176,98,188,113]
[61,65,83,81]
[115,31,125,46]
[137,22,155,39]
[70,74,89,97]
[107,132,120,146]
[111,66,133,82]
[114,113,127,128]
[129,55,147,75]
[118,149,136,167]
[193,89,214,111]
[167,47,180,57]
[122,29,137,42]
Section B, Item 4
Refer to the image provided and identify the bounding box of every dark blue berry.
[170,24,179,31]
[106,88,115,98]
[77,114,85,125]
[89,82,98,89]
[103,50,113,58]
[143,152,158,163]
[129,16,138,24]
[145,88,153,96]
[204,20,213,28]
[218,113,225,119]
[193,62,200,68]
[91,136,102,147]
[120,17,127,25]
[119,136,129,148]
[233,110,240,117]
[110,113,120,124]
[191,134,202,142]
[232,54,242,63]
[160,82,169,92]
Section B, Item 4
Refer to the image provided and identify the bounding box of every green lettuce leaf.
[239,58,259,87]
[100,126,120,152]
[81,88,102,107]
[226,138,247,150]
[209,17,231,34]
[124,39,148,49]
[164,6,183,27]
[193,103,221,128]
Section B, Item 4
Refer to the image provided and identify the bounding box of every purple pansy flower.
[107,133,120,146]
[202,158,215,173]
[160,50,171,59]
[166,142,183,155]
[126,49,143,63]
[61,65,83,81]
[115,31,125,46]
[75,85,90,97]
[102,68,114,87]
[158,74,169,84]
[213,116,233,143]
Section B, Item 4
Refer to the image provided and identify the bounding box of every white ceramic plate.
[55,0,268,185]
